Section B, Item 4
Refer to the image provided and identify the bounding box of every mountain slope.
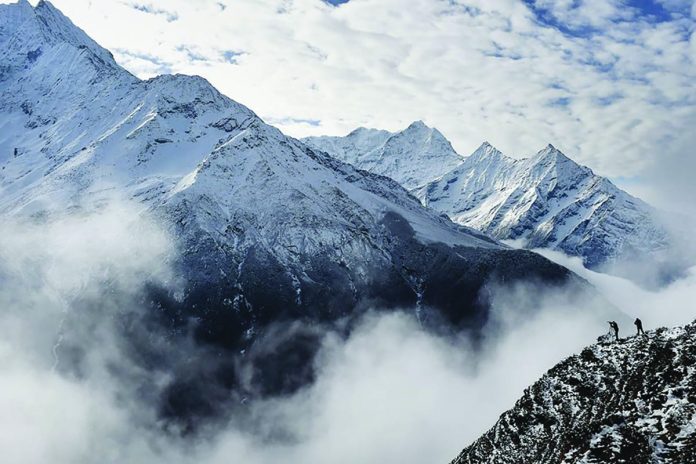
[305,123,677,283]
[451,322,696,464]
[302,121,465,190]
[0,1,592,426]
[416,143,675,283]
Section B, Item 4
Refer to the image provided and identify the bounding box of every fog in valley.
[2,201,693,464]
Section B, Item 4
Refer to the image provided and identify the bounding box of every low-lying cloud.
[0,203,175,464]
[1,203,692,464]
[533,247,696,328]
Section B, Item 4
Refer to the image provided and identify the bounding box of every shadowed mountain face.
[451,322,696,464]
[0,1,594,430]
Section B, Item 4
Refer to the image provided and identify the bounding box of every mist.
[1,204,692,464]
[532,248,696,328]
[0,204,175,464]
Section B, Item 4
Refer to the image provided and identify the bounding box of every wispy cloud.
[127,1,178,22]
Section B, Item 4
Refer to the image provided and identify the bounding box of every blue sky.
[7,0,695,208]
[525,0,682,34]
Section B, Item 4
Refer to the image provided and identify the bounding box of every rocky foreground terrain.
[451,323,696,463]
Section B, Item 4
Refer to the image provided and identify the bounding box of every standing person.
[635,318,645,336]
[608,321,619,341]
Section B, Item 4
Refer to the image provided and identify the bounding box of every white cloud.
[1,0,692,208]
[532,247,696,328]
[0,198,692,464]
[531,0,633,29]
[0,200,626,464]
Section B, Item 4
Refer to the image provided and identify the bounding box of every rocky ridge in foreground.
[451,322,696,463]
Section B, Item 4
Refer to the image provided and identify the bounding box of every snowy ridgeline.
[451,322,696,463]
[304,128,685,285]
[0,0,498,253]
[303,121,465,191]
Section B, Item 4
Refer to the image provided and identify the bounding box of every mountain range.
[305,127,684,286]
[0,0,590,427]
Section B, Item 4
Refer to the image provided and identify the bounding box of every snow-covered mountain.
[451,321,696,463]
[308,121,679,284]
[302,121,464,190]
[0,1,588,424]
[417,143,677,283]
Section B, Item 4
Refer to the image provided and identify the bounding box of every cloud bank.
[0,202,630,464]
[534,247,696,328]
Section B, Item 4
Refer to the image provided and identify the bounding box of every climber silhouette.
[608,321,619,341]
[635,318,645,336]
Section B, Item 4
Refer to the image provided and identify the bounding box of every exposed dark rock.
[451,323,696,464]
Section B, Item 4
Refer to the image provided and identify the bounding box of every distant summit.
[307,121,682,285]
[302,121,464,190]
[416,142,677,284]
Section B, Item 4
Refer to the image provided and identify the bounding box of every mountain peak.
[303,121,463,190]
[3,0,32,9]
[345,126,386,138]
[1,0,116,66]
[406,120,429,131]
[36,0,57,10]
[533,143,577,167]
[477,141,494,151]
[468,141,503,161]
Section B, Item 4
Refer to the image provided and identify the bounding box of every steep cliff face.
[451,323,696,464]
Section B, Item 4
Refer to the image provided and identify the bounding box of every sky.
[4,0,695,209]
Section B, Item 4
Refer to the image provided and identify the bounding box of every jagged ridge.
[451,323,696,463]
[302,121,465,190]
[417,142,674,279]
[305,120,679,284]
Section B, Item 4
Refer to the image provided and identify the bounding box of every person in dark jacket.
[608,321,619,341]
[635,318,645,336]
